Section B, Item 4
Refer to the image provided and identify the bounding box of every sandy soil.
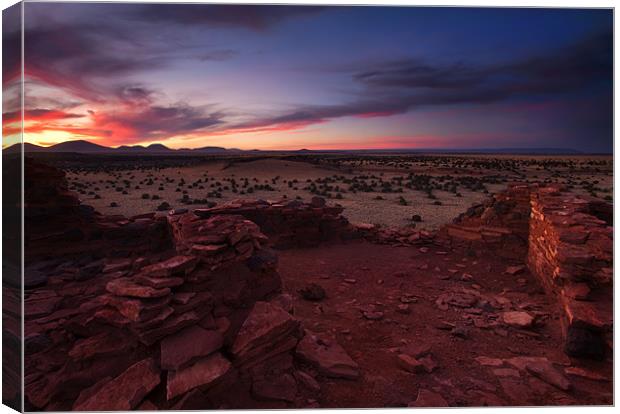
[65,159,502,229]
[65,155,612,230]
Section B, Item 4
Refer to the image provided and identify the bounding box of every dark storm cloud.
[234,29,612,132]
[355,29,612,96]
[132,4,326,30]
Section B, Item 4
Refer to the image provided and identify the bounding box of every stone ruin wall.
[438,183,613,359]
[22,159,359,411]
[437,183,532,259]
[528,186,612,359]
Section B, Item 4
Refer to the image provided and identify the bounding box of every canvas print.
[1,1,613,411]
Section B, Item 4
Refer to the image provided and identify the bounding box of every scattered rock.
[505,265,525,275]
[475,356,504,367]
[294,370,320,392]
[167,353,231,400]
[525,361,572,391]
[296,331,359,379]
[106,279,170,299]
[564,366,610,382]
[74,358,160,411]
[252,373,297,402]
[231,301,301,365]
[160,325,224,370]
[298,283,326,301]
[397,354,425,373]
[502,311,534,329]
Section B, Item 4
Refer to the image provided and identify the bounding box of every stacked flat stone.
[527,186,612,359]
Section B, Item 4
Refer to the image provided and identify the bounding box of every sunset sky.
[2,3,613,151]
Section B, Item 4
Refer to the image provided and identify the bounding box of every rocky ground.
[278,241,613,407]
[13,156,613,410]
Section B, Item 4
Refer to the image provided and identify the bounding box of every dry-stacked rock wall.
[438,184,613,359]
[528,186,613,359]
[23,160,358,410]
[193,197,351,248]
[437,184,531,259]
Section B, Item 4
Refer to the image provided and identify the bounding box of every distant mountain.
[116,143,173,153]
[193,146,235,154]
[4,140,243,155]
[146,143,173,152]
[47,140,112,153]
[3,140,589,155]
[4,141,111,153]
[4,142,46,153]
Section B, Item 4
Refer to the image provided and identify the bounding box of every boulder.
[140,255,197,277]
[252,373,297,402]
[295,331,359,379]
[160,325,223,370]
[502,311,534,329]
[166,353,231,400]
[298,283,326,301]
[106,279,170,299]
[231,301,301,365]
[73,358,160,411]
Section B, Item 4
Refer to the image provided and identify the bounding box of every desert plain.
[62,153,613,229]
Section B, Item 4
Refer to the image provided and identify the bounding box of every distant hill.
[4,142,47,153]
[3,140,590,155]
[47,140,112,153]
[4,140,236,155]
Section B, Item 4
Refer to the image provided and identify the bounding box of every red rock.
[136,399,158,410]
[492,368,520,378]
[252,373,297,402]
[397,354,425,373]
[136,310,202,346]
[564,366,610,382]
[562,296,612,331]
[400,342,432,359]
[475,356,504,367]
[68,330,135,361]
[25,295,62,318]
[134,274,184,289]
[561,283,591,301]
[505,265,525,275]
[502,311,534,329]
[295,331,359,379]
[170,389,210,410]
[525,361,572,391]
[141,255,197,277]
[294,370,320,392]
[102,259,132,274]
[160,325,223,370]
[231,301,301,364]
[73,358,160,411]
[166,353,231,400]
[172,292,196,305]
[103,295,170,322]
[270,293,294,314]
[106,278,170,298]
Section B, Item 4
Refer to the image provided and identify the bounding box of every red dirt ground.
[277,240,613,407]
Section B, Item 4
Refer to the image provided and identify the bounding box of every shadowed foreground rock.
[23,160,359,410]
